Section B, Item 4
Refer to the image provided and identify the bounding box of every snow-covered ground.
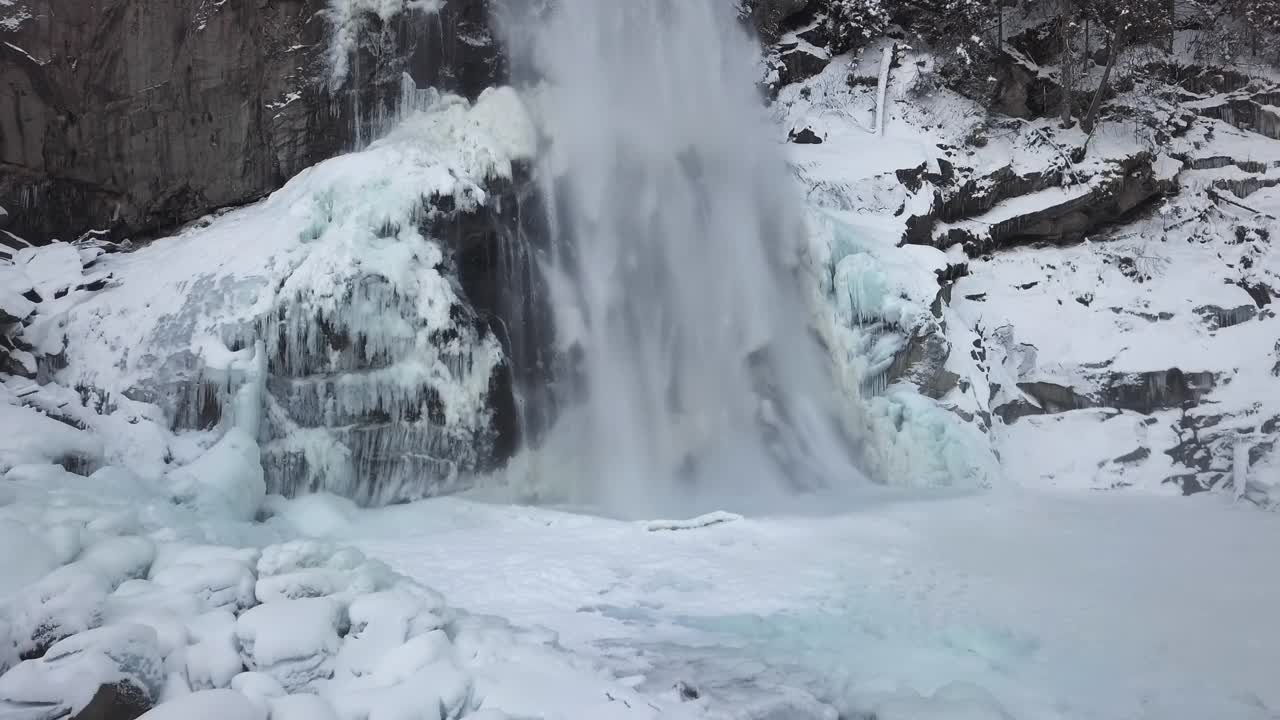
[291,487,1280,720]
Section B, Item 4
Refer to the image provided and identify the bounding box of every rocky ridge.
[774,3,1279,503]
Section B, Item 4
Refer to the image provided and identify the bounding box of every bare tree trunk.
[1082,35,1120,134]
[1059,8,1076,128]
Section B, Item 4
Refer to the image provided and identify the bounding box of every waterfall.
[497,0,864,517]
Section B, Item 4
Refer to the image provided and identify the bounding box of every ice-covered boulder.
[0,624,164,719]
[235,597,346,691]
[181,611,242,691]
[253,540,408,605]
[147,550,257,615]
[1,564,110,663]
[333,588,448,679]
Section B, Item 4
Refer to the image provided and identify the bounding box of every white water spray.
[500,0,863,517]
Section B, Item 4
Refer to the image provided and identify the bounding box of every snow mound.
[0,403,103,473]
[136,688,266,720]
[236,597,346,691]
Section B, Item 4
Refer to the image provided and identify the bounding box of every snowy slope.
[780,38,1280,505]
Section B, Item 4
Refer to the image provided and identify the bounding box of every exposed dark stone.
[71,681,152,720]
[1112,446,1151,464]
[935,263,969,286]
[776,44,831,87]
[1237,280,1273,308]
[1193,92,1280,140]
[742,0,811,43]
[938,165,1061,224]
[1102,369,1216,414]
[964,154,1176,255]
[0,0,502,243]
[442,165,560,453]
[988,50,1060,119]
[884,325,958,400]
[789,127,824,144]
[1017,381,1094,414]
[1195,304,1257,330]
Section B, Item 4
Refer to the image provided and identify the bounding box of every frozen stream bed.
[291,488,1280,720]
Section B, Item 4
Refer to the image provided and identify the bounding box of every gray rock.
[742,0,810,42]
[0,0,502,243]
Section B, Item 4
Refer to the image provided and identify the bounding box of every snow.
[0,402,104,472]
[343,491,1280,720]
[235,597,344,690]
[136,689,266,720]
[168,428,266,522]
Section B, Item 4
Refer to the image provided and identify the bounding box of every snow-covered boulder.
[1,564,110,663]
[333,588,447,679]
[235,597,346,691]
[0,624,165,719]
[0,403,104,474]
[182,611,242,691]
[148,546,258,614]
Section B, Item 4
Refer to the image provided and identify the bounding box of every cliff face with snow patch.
[774,1,1279,503]
[0,0,502,242]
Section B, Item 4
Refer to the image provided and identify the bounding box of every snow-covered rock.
[1,564,110,663]
[148,548,258,614]
[235,597,346,691]
[0,403,103,473]
[0,624,165,719]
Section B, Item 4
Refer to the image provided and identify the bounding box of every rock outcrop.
[0,0,502,243]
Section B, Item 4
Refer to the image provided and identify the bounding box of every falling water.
[498,0,863,517]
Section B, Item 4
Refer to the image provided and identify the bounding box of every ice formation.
[23,87,536,506]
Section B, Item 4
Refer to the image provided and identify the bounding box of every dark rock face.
[0,0,501,243]
[909,153,1177,255]
[743,0,811,42]
[72,681,153,720]
[789,127,824,144]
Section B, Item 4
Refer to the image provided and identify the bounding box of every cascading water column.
[499,0,863,517]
